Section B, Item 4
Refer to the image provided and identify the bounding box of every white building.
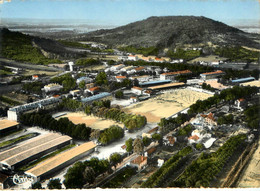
[76,77,93,84]
[70,89,81,96]
[68,62,74,72]
[130,75,150,82]
[43,83,63,92]
[115,76,127,82]
[128,55,137,61]
[110,64,125,71]
[200,70,225,80]
[160,70,192,81]
[131,86,143,95]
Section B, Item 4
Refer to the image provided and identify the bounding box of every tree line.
[169,134,247,187]
[98,125,124,145]
[244,104,260,129]
[20,111,91,140]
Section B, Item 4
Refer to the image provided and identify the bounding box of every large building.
[81,92,112,103]
[160,70,192,81]
[200,70,225,80]
[0,120,19,134]
[139,80,171,87]
[148,82,185,91]
[25,141,96,182]
[43,83,63,92]
[0,133,72,172]
[76,77,93,84]
[8,97,61,121]
[131,86,143,95]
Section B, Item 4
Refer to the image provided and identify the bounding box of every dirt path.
[237,138,260,188]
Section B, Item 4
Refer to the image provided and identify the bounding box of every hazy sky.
[1,0,259,25]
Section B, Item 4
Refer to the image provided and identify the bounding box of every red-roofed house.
[130,155,147,171]
[130,96,138,103]
[235,98,247,109]
[115,76,127,82]
[87,87,100,95]
[155,57,164,63]
[160,70,192,80]
[145,147,157,157]
[188,135,200,144]
[199,112,217,126]
[200,70,225,80]
[131,86,143,95]
[133,66,145,73]
[32,75,39,81]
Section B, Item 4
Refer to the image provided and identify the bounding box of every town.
[0,43,259,189]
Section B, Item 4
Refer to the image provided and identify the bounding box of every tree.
[47,178,62,189]
[90,129,101,140]
[64,161,85,189]
[83,166,96,185]
[152,133,161,141]
[125,138,133,153]
[31,182,43,189]
[196,143,203,150]
[115,90,124,99]
[109,153,122,169]
[133,138,144,155]
[95,71,108,85]
[142,136,151,147]
[79,80,86,89]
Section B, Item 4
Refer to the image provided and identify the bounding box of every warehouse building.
[81,92,112,103]
[25,141,96,182]
[231,77,255,84]
[160,70,192,80]
[8,97,61,121]
[0,119,19,134]
[139,80,171,87]
[148,82,185,91]
[0,133,72,172]
[200,70,225,80]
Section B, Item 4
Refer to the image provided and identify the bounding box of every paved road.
[0,58,62,72]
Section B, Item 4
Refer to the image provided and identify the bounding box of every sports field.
[125,88,212,123]
[57,112,123,130]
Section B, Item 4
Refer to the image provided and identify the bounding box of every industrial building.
[81,92,112,103]
[139,80,171,87]
[76,77,93,84]
[25,141,96,182]
[231,77,255,84]
[0,133,72,172]
[7,97,61,121]
[160,70,192,80]
[200,70,225,80]
[148,82,185,90]
[0,120,19,134]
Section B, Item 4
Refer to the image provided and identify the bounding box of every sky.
[0,0,259,26]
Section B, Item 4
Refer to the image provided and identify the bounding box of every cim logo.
[12,174,34,185]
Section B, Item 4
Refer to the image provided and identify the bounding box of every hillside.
[81,16,260,49]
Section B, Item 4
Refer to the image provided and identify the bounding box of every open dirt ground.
[188,55,227,63]
[237,138,260,188]
[125,88,212,123]
[241,80,260,88]
[57,112,123,130]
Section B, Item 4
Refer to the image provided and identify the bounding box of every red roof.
[188,135,200,141]
[238,98,245,102]
[32,75,38,78]
[135,66,145,71]
[116,76,126,79]
[161,70,192,76]
[132,86,143,91]
[144,90,152,94]
[201,70,224,75]
[167,136,175,144]
[121,145,126,149]
[88,87,100,92]
[147,126,159,134]
[147,147,156,155]
[53,95,60,98]
[130,96,137,99]
[128,55,136,57]
[131,156,147,165]
[155,57,164,61]
[200,112,215,122]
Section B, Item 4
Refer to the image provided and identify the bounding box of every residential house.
[143,90,152,97]
[199,113,217,127]
[200,70,225,80]
[144,147,157,157]
[130,155,147,171]
[132,66,145,73]
[188,134,200,144]
[86,87,100,95]
[131,86,143,95]
[43,83,63,92]
[130,96,138,103]
[160,70,192,81]
[128,55,138,61]
[85,82,95,89]
[161,57,171,62]
[110,64,125,71]
[115,76,127,82]
[155,57,164,63]
[235,98,247,110]
[130,75,150,82]
[69,89,81,97]
[32,75,39,81]
[163,135,176,146]
[76,77,93,84]
[157,159,164,167]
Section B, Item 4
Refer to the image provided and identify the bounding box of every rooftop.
[44,83,62,88]
[132,86,143,91]
[115,76,127,79]
[88,87,100,92]
[135,66,145,71]
[148,82,185,90]
[139,80,171,86]
[231,77,255,83]
[147,126,159,134]
[161,70,192,76]
[0,120,19,130]
[147,147,156,155]
[131,155,147,165]
[81,92,111,103]
[26,141,96,178]
[201,70,225,76]
[188,135,200,141]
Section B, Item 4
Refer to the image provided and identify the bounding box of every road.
[0,58,62,72]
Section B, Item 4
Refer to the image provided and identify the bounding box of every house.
[141,57,151,62]
[144,147,156,157]
[128,55,137,61]
[111,64,125,71]
[160,70,192,81]
[161,57,171,62]
[43,83,63,92]
[87,87,100,95]
[155,57,164,63]
[76,77,93,84]
[130,96,138,103]
[142,126,159,138]
[132,66,145,73]
[200,70,225,80]
[85,82,95,89]
[188,134,200,144]
[157,159,164,167]
[235,98,247,110]
[200,113,217,126]
[165,136,176,146]
[32,75,39,81]
[70,89,81,97]
[130,155,147,171]
[131,86,143,95]
[115,76,127,82]
[120,66,135,72]
[143,90,152,97]
[130,75,150,82]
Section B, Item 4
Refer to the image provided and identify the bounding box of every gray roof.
[81,92,111,103]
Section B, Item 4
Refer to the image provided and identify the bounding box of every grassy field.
[188,55,227,63]
[58,112,124,130]
[125,88,212,123]
[23,69,60,76]
[0,133,36,148]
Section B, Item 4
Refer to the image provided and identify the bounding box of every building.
[132,66,145,73]
[0,120,19,134]
[81,92,112,103]
[188,134,200,144]
[200,70,225,80]
[131,86,143,95]
[148,82,185,91]
[128,55,137,61]
[130,96,138,103]
[85,82,95,89]
[70,89,81,97]
[139,80,171,87]
[235,98,247,110]
[25,141,96,182]
[86,87,100,95]
[120,66,135,72]
[8,97,61,121]
[163,135,176,146]
[43,83,63,92]
[115,76,127,82]
[142,126,159,138]
[143,90,152,97]
[111,64,125,71]
[154,57,164,63]
[0,133,72,172]
[199,113,217,127]
[161,57,171,62]
[231,77,255,84]
[160,70,192,81]
[68,62,74,72]
[76,77,93,84]
[145,147,156,157]
[130,155,147,171]
[157,159,164,167]
[32,75,39,81]
[130,75,150,82]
